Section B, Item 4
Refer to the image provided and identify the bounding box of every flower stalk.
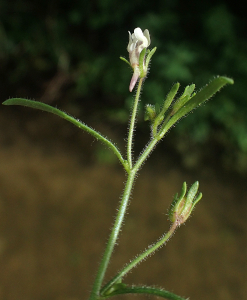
[101,222,178,297]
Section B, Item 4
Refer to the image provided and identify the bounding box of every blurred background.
[0,0,247,299]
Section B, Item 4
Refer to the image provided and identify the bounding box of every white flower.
[127,28,151,92]
[127,28,151,68]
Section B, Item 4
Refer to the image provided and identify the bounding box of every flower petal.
[143,29,151,46]
[134,28,148,48]
[127,31,133,51]
[134,28,145,39]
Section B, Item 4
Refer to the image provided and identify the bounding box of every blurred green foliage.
[1,0,247,170]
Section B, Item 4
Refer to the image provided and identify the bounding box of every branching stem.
[101,222,178,296]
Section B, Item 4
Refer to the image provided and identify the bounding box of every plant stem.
[127,78,143,169]
[89,77,167,300]
[88,170,136,300]
[133,123,171,173]
[89,78,145,300]
[133,137,159,172]
[90,115,171,300]
[101,222,177,296]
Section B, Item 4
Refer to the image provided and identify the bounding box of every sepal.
[120,56,132,67]
[145,47,157,68]
[169,181,202,226]
[139,48,147,78]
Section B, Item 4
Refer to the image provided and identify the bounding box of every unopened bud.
[169,182,202,226]
[144,104,156,122]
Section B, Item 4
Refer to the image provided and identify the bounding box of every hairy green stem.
[88,171,136,300]
[99,127,173,297]
[89,78,145,300]
[88,90,171,299]
[127,78,143,169]
[101,222,177,296]
[134,138,158,172]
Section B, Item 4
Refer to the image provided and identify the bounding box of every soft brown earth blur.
[0,107,247,300]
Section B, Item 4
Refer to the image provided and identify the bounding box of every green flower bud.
[169,182,202,226]
[144,104,156,122]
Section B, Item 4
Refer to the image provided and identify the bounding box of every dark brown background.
[0,107,246,300]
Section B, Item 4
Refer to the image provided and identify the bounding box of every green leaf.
[181,84,196,99]
[186,76,233,109]
[102,285,187,300]
[153,82,180,131]
[172,84,196,114]
[3,98,127,169]
[159,76,234,137]
[3,98,99,136]
[161,82,180,114]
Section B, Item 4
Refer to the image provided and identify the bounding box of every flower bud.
[169,182,202,226]
[144,104,156,122]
